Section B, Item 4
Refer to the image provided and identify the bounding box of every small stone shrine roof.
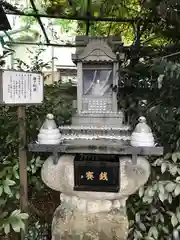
[72,36,122,64]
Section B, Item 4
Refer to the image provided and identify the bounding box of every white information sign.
[0,70,44,104]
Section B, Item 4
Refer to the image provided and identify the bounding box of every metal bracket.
[53,150,59,164]
[132,148,139,165]
[132,154,137,164]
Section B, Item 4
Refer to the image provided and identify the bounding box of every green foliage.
[52,19,77,34]
[128,153,180,239]
[42,0,180,45]
[125,54,180,239]
[44,0,140,42]
[25,222,50,240]
[14,47,52,72]
[0,210,29,235]
[39,0,180,48]
[3,0,180,238]
[0,47,76,236]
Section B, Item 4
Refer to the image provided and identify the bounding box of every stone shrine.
[28,36,163,240]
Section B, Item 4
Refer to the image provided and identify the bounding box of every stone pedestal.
[52,204,128,240]
[41,155,150,240]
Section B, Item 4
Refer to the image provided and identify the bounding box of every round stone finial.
[37,113,61,144]
[130,116,155,147]
[135,116,151,133]
[47,113,54,120]
[138,116,146,123]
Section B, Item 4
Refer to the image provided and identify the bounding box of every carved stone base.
[52,204,128,240]
[41,155,150,240]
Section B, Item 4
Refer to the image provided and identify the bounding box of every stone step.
[72,115,124,126]
[59,125,131,135]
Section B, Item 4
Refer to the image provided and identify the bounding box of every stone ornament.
[36,37,159,240]
[131,116,155,147]
[38,113,61,144]
[27,36,164,240]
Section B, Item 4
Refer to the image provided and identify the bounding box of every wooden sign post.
[0,70,44,239]
[18,105,27,239]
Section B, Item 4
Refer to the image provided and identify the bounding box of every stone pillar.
[41,155,150,240]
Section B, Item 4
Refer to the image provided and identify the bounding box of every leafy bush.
[25,222,50,240]
[127,59,180,239]
[0,47,76,236]
[0,210,29,235]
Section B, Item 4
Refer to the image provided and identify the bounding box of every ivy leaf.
[177,225,180,230]
[0,198,7,206]
[159,193,165,202]
[161,162,167,173]
[139,186,144,197]
[164,153,171,160]
[19,213,29,220]
[143,195,153,203]
[30,157,36,164]
[171,214,178,227]
[174,184,180,196]
[4,223,10,235]
[162,226,169,234]
[152,183,158,191]
[173,229,179,239]
[0,169,6,178]
[149,226,158,239]
[152,158,163,166]
[4,179,16,186]
[176,177,180,183]
[147,187,155,197]
[159,213,164,223]
[0,186,3,196]
[134,230,143,238]
[10,209,21,217]
[13,166,19,179]
[3,185,11,195]
[168,194,173,204]
[165,182,176,192]
[169,165,178,176]
[139,222,146,231]
[10,220,21,232]
[35,156,43,167]
[152,227,158,239]
[15,192,20,200]
[176,152,180,159]
[176,211,180,221]
[172,153,178,162]
[135,213,141,223]
[158,183,165,194]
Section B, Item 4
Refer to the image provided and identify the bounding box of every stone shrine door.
[82,64,113,113]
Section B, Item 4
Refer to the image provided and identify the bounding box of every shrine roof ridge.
[72,36,121,63]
